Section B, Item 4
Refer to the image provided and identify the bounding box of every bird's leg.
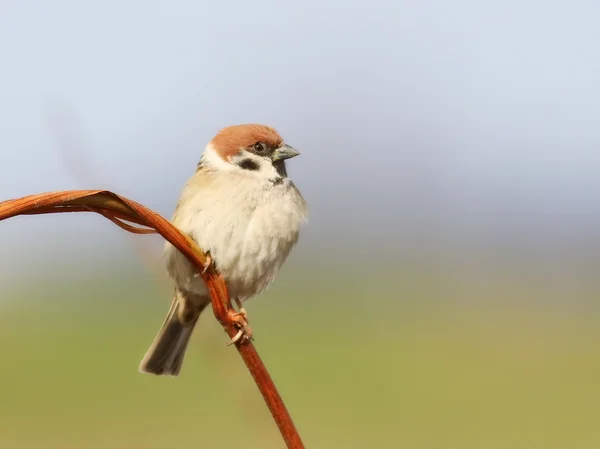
[226,297,253,346]
[233,297,247,321]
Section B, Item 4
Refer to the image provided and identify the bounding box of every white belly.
[165,177,307,301]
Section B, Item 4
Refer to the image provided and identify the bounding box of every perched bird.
[139,124,308,376]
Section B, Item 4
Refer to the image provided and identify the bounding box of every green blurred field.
[1,268,599,449]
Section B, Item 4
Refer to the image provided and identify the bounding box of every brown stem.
[0,190,305,449]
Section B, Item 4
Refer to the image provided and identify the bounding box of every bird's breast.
[167,179,307,300]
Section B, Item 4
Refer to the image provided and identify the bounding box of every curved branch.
[0,190,305,449]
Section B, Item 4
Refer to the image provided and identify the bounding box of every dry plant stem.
[0,190,305,449]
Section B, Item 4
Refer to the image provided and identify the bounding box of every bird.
[139,124,308,376]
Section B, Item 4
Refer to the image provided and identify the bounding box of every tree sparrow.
[139,124,308,376]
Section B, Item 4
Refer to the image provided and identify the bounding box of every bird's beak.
[271,144,300,162]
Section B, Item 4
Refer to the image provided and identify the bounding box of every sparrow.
[139,124,308,376]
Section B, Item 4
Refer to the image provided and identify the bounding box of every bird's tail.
[139,295,206,376]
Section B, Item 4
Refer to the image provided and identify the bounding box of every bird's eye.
[253,142,266,152]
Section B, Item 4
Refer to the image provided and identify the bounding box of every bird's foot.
[226,298,253,346]
[233,297,248,321]
[200,252,213,275]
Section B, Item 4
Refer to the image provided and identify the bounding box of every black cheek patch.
[238,159,260,171]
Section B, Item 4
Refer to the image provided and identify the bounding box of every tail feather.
[139,296,205,376]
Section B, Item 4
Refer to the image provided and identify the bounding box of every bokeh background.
[1,1,600,448]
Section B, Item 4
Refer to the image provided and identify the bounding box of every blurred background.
[1,1,599,448]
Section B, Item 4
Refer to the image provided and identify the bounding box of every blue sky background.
[1,0,599,283]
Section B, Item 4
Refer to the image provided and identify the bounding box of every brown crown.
[210,124,283,159]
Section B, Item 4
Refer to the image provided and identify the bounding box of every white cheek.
[201,144,237,171]
[230,151,281,181]
[202,145,279,180]
[255,160,280,180]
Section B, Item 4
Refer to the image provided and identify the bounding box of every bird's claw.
[193,253,213,278]
[200,252,213,275]
[225,318,253,346]
[226,299,253,346]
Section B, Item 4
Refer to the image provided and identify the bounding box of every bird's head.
[201,124,300,181]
